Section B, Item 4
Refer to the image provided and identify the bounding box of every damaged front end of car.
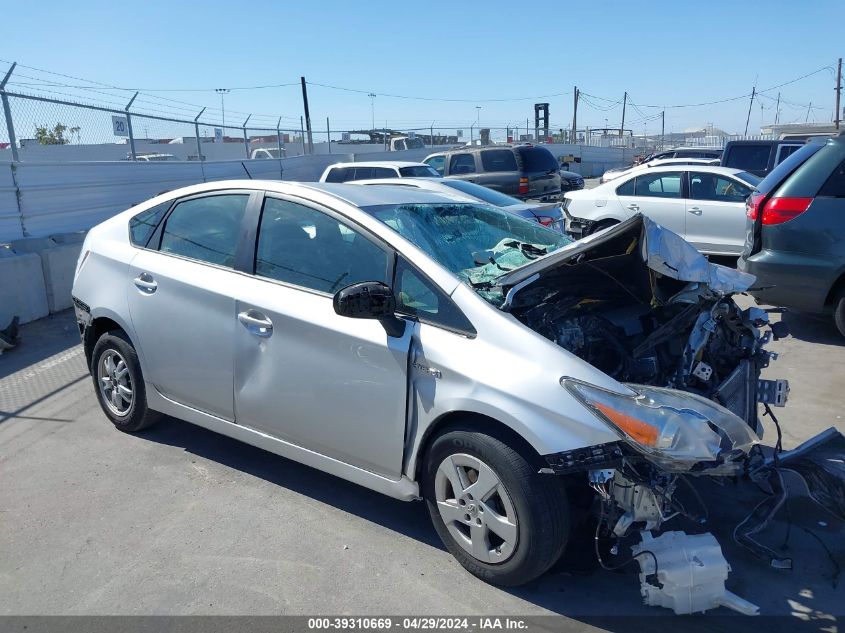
[491,215,804,614]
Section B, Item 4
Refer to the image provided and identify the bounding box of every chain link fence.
[0,66,649,164]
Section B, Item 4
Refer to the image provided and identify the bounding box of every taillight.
[761,197,813,225]
[746,192,763,220]
[534,215,555,226]
[518,177,529,195]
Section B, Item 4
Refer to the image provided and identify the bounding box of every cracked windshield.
[363,202,571,302]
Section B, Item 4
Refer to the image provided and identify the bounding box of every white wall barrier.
[0,144,635,325]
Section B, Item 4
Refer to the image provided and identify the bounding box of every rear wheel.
[422,427,570,586]
[588,219,619,235]
[834,289,845,338]
[91,331,160,433]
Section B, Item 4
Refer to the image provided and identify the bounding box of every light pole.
[368,93,376,131]
[475,106,481,125]
[215,88,230,129]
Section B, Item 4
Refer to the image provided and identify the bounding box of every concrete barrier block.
[41,243,83,313]
[10,237,55,254]
[0,252,49,325]
[50,231,87,245]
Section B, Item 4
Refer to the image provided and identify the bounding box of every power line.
[306,81,572,103]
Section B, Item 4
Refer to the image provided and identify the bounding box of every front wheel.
[423,428,570,586]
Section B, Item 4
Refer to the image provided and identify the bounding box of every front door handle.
[238,310,273,338]
[627,203,639,211]
[133,272,158,294]
[688,206,703,215]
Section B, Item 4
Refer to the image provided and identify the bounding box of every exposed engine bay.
[504,220,785,430]
[495,215,822,615]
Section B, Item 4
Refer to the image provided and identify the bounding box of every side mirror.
[333,281,406,338]
[333,281,396,319]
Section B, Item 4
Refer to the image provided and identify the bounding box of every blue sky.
[1,0,842,135]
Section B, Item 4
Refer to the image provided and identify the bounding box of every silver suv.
[72,180,786,588]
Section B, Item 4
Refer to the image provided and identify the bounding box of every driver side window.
[255,197,389,294]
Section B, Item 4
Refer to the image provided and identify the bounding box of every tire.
[588,219,619,236]
[422,427,570,586]
[90,330,160,433]
[834,289,845,339]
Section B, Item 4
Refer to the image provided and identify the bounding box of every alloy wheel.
[434,453,518,563]
[97,349,133,417]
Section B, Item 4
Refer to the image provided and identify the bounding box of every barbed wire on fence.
[3,58,838,162]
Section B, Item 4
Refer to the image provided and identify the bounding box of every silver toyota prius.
[72,180,792,591]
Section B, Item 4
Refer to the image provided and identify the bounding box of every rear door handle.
[238,310,273,338]
[626,203,639,211]
[133,273,157,294]
[688,206,703,215]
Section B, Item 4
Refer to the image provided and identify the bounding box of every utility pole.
[368,93,376,131]
[744,86,756,136]
[835,57,842,130]
[806,102,813,123]
[571,86,579,144]
[215,88,230,129]
[661,110,665,150]
[300,76,313,154]
[775,92,781,126]
[620,91,627,136]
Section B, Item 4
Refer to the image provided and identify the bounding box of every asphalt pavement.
[0,302,842,629]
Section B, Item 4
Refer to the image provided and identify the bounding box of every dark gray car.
[423,145,562,201]
[721,139,805,177]
[738,134,845,336]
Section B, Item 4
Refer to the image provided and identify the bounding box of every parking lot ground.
[0,304,842,629]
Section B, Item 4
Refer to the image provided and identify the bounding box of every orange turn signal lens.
[593,401,659,447]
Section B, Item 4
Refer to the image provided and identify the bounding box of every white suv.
[319,161,441,182]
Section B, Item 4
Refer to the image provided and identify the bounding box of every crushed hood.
[498,214,755,307]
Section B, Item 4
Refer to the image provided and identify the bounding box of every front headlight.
[562,378,759,471]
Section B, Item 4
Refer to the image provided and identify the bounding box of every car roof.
[346,177,479,195]
[301,181,466,206]
[323,161,429,168]
[620,164,751,178]
[662,146,722,152]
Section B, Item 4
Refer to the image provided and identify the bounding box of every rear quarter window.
[755,142,823,195]
[818,157,845,197]
[129,201,170,247]
[325,167,349,183]
[769,141,845,198]
[516,147,558,172]
[615,177,636,196]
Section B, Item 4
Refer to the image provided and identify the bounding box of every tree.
[34,123,80,145]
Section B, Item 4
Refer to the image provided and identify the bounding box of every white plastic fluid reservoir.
[632,531,759,616]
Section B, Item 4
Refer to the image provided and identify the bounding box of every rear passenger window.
[325,168,349,183]
[129,201,170,247]
[634,172,682,198]
[480,149,518,172]
[776,145,802,165]
[255,197,389,294]
[449,154,476,175]
[352,167,375,180]
[159,194,249,267]
[371,167,396,178]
